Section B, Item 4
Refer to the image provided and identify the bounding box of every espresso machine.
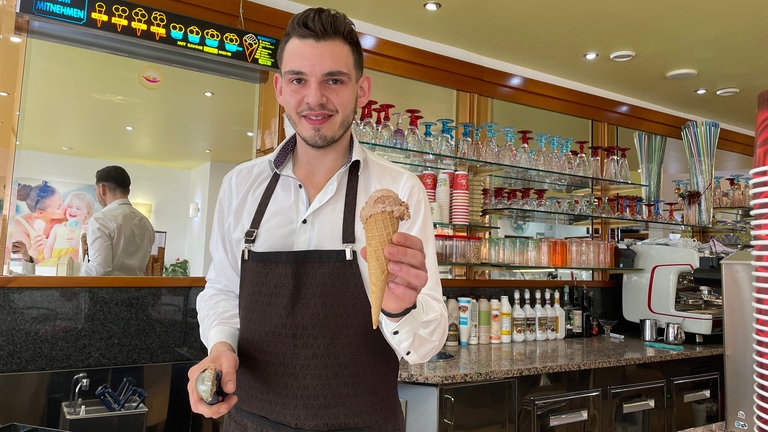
[622,244,723,337]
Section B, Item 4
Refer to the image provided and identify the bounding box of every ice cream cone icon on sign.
[132,8,148,36]
[112,5,128,32]
[92,2,107,27]
[242,34,260,62]
[150,12,167,40]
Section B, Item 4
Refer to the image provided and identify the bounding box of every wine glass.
[533,132,550,170]
[456,122,474,169]
[499,126,517,165]
[665,202,680,224]
[390,112,407,149]
[376,103,395,146]
[598,318,618,336]
[589,145,603,179]
[358,100,377,143]
[517,130,533,168]
[481,122,500,163]
[370,106,384,143]
[616,147,632,182]
[573,140,590,177]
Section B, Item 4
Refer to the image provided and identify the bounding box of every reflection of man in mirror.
[10,181,66,264]
[81,165,155,276]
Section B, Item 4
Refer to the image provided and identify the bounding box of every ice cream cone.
[364,212,400,329]
[360,189,410,329]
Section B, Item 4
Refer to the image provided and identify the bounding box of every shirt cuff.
[206,325,240,355]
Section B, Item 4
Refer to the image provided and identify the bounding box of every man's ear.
[357,74,372,109]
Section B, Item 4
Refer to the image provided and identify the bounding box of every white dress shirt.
[198,136,448,364]
[82,198,155,276]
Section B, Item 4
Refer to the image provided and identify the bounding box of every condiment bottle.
[500,295,512,343]
[478,297,490,344]
[490,298,501,344]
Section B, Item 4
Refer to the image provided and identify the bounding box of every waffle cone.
[364,212,399,329]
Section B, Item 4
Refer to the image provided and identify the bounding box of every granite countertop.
[678,421,725,432]
[399,336,723,385]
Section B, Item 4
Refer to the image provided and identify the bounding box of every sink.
[429,351,456,362]
[59,400,147,432]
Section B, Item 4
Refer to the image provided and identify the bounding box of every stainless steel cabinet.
[441,381,515,432]
[606,380,666,432]
[669,372,720,431]
[522,388,602,432]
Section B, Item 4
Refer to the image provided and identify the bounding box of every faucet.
[69,373,90,415]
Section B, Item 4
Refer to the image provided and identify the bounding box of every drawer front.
[606,380,666,432]
[522,388,602,432]
[670,372,721,431]
[441,381,511,432]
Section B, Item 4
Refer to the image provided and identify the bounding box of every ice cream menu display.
[17,0,279,69]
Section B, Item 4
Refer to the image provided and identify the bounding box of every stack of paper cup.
[422,170,436,202]
[451,170,470,224]
[435,171,451,223]
[751,89,768,431]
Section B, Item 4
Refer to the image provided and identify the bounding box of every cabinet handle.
[549,409,589,427]
[683,389,711,403]
[622,398,656,414]
[442,394,455,429]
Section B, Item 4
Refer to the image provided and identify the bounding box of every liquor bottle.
[500,295,512,343]
[522,289,536,342]
[534,290,547,341]
[478,297,490,344]
[572,286,583,337]
[511,290,526,343]
[581,288,593,338]
[490,298,501,344]
[562,285,574,338]
[544,289,556,341]
[554,290,566,340]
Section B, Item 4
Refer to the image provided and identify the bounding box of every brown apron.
[227,161,404,432]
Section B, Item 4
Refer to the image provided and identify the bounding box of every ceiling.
[259,0,767,136]
[13,0,765,172]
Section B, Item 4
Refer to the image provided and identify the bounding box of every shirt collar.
[269,133,363,174]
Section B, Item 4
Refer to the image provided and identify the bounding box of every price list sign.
[17,0,279,69]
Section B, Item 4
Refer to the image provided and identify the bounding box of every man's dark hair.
[276,7,364,79]
[96,165,131,195]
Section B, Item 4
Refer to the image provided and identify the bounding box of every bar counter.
[399,335,723,385]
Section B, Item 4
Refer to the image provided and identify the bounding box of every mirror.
[4,36,262,276]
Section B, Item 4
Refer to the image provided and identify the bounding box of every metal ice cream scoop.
[194,365,227,405]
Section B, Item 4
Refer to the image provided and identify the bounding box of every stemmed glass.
[481,122,500,163]
[598,318,618,336]
[643,202,656,221]
[533,132,550,170]
[651,200,666,223]
[573,140,590,177]
[375,103,395,146]
[517,130,533,168]
[371,107,384,143]
[602,147,619,181]
[712,177,723,208]
[390,112,407,149]
[358,100,377,143]
[665,202,680,224]
[456,122,474,164]
[472,124,484,161]
[499,127,517,165]
[420,121,437,157]
[589,145,603,179]
[404,110,423,151]
[617,147,632,182]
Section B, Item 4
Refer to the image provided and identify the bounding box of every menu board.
[17,0,279,69]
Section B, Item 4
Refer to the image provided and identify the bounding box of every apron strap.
[243,158,360,258]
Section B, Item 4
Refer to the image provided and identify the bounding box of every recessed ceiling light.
[203,91,214,97]
[246,131,255,137]
[0,91,9,96]
[9,36,22,43]
[666,68,698,80]
[423,2,441,11]
[583,52,599,61]
[609,50,636,62]
[205,149,212,153]
[125,125,134,131]
[716,87,740,96]
[695,88,708,95]
[61,146,74,151]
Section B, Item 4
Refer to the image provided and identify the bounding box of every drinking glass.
[665,202,680,224]
[481,122,500,163]
[602,147,619,181]
[376,103,395,146]
[420,121,437,156]
[404,109,422,151]
[456,122,474,160]
[616,147,632,182]
[359,100,378,143]
[517,130,533,168]
[499,127,517,165]
[533,132,550,170]
[574,140,590,177]
[589,145,603,179]
[598,318,618,336]
[712,177,723,207]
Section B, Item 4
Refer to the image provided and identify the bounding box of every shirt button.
[298,184,303,189]
[302,219,307,224]
[405,351,411,356]
[393,330,399,336]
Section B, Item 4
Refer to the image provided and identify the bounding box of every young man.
[188,7,447,431]
[81,165,155,276]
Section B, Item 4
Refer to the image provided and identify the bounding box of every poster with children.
[8,178,101,268]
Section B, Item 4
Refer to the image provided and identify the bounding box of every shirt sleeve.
[195,170,242,353]
[378,176,448,364]
[82,215,114,276]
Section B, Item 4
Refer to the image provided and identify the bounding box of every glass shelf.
[438,262,640,273]
[481,206,702,229]
[434,222,499,231]
[361,141,647,191]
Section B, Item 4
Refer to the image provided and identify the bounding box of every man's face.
[274,38,370,150]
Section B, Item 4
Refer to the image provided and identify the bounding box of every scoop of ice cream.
[359,189,410,224]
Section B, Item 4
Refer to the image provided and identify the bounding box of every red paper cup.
[454,171,470,191]
[422,171,437,191]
